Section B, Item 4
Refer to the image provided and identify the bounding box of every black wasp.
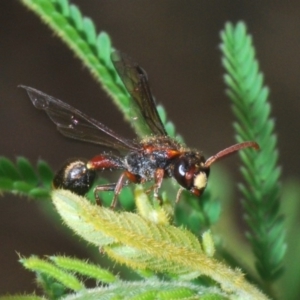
[20,51,259,208]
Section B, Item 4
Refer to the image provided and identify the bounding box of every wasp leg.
[144,169,164,204]
[94,183,116,206]
[110,172,128,209]
[175,187,184,203]
[88,153,127,207]
[153,168,164,205]
[94,172,130,209]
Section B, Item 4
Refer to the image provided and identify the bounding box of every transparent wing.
[20,85,139,151]
[111,51,167,136]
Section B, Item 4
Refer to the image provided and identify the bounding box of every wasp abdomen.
[53,159,96,196]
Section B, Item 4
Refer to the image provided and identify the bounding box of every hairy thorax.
[124,136,187,180]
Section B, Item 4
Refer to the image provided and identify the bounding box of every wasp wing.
[20,85,139,151]
[111,51,167,136]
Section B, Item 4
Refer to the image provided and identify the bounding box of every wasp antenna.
[204,141,259,168]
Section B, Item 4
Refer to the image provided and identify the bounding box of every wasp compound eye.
[53,159,96,196]
[173,157,194,190]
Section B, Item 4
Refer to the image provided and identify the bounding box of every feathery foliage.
[51,189,268,300]
[20,0,178,140]
[220,22,286,284]
[12,189,267,300]
[9,254,232,300]
[0,156,52,199]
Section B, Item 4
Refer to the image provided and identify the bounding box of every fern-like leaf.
[51,189,269,299]
[21,256,84,292]
[20,0,178,139]
[0,296,44,300]
[16,254,232,300]
[58,281,228,300]
[50,256,117,283]
[19,255,230,299]
[0,157,53,199]
[220,22,286,284]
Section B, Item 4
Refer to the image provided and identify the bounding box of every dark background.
[1,0,299,294]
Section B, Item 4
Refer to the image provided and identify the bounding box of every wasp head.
[172,152,210,197]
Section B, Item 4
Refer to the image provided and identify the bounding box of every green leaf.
[21,256,84,291]
[0,296,44,300]
[51,189,269,299]
[50,256,117,283]
[20,0,178,140]
[13,181,32,194]
[0,157,21,180]
[97,31,112,62]
[0,178,13,191]
[17,157,39,185]
[82,17,97,46]
[37,160,54,188]
[29,187,51,199]
[57,280,229,300]
[220,21,285,285]
[0,157,52,199]
[69,5,83,31]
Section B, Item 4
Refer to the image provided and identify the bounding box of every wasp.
[20,51,259,208]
